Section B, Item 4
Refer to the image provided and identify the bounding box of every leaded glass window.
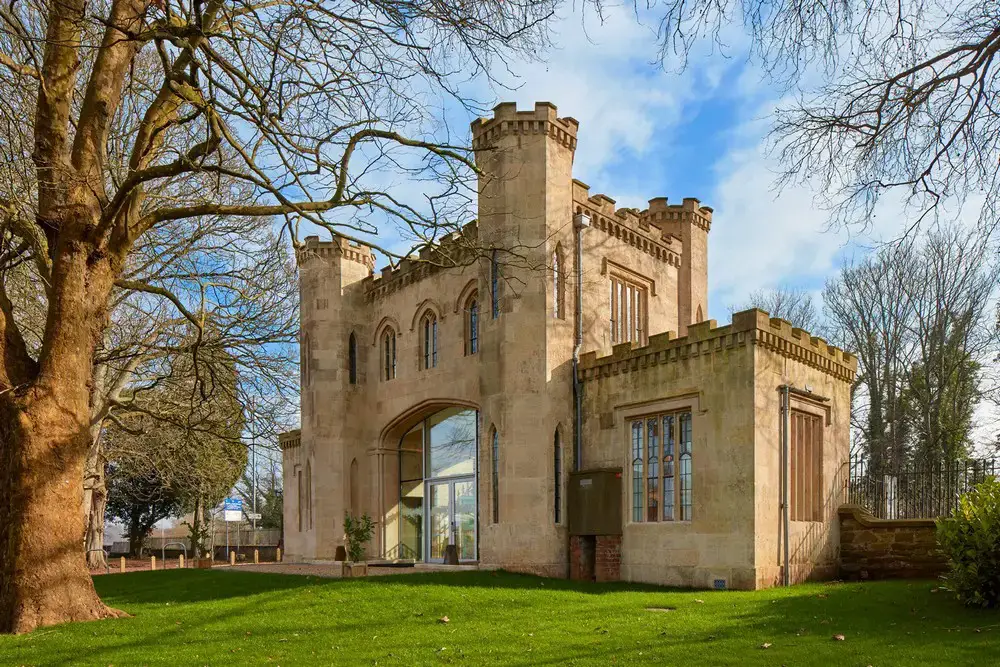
[631,420,643,522]
[629,410,693,523]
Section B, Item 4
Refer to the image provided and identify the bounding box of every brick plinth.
[570,535,621,582]
[838,504,947,580]
[595,536,621,582]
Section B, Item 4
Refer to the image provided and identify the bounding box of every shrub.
[343,512,375,563]
[936,476,1000,608]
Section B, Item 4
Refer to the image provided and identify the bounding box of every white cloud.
[485,5,744,188]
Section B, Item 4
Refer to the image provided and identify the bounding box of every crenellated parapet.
[363,220,480,302]
[572,180,686,267]
[297,235,376,271]
[578,308,856,383]
[471,101,579,152]
[643,196,713,233]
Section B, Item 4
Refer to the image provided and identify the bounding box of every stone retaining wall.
[838,504,947,580]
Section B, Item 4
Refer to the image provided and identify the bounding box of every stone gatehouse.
[279,101,856,589]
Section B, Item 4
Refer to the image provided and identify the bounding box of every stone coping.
[838,503,938,529]
[579,308,856,383]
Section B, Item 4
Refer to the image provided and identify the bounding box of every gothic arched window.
[554,429,563,524]
[466,294,479,355]
[491,426,500,523]
[421,312,438,369]
[490,249,500,319]
[382,329,397,381]
[552,245,565,319]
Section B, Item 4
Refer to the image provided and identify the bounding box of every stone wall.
[838,504,947,580]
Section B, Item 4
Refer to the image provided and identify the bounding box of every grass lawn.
[2,570,997,665]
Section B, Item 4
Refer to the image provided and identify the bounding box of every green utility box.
[568,468,623,536]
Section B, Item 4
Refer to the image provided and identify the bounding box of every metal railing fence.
[848,453,999,519]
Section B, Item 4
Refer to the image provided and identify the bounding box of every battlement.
[643,196,713,232]
[471,101,579,152]
[578,308,856,383]
[572,180,688,267]
[363,220,480,302]
[297,235,376,271]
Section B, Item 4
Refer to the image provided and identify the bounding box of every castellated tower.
[644,197,712,335]
[471,102,578,576]
[288,236,373,561]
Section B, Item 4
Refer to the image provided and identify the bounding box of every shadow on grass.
[23,572,993,666]
[93,568,675,605]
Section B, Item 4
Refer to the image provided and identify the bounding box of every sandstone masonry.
[280,101,857,589]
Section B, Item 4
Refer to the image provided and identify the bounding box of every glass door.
[425,477,477,563]
[454,480,476,561]
[428,482,450,562]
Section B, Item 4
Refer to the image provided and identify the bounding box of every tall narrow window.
[491,427,500,523]
[629,410,693,523]
[305,460,313,530]
[552,246,565,319]
[296,468,303,531]
[646,417,659,522]
[301,333,311,387]
[609,276,648,345]
[421,313,438,369]
[631,420,643,522]
[791,410,823,522]
[554,430,562,524]
[466,295,479,355]
[491,249,500,319]
[348,332,358,384]
[662,415,675,521]
[679,412,693,521]
[382,329,396,380]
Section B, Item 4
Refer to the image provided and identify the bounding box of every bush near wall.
[936,477,1000,608]
[838,504,947,580]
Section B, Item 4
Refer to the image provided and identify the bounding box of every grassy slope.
[2,570,997,665]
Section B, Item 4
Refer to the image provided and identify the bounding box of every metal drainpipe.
[572,212,590,471]
[780,384,791,586]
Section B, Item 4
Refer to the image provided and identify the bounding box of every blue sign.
[224,497,243,511]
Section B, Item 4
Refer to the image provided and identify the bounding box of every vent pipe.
[572,211,590,471]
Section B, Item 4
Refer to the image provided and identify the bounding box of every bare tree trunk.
[83,444,108,569]
[0,395,124,633]
[0,236,125,633]
[83,423,108,569]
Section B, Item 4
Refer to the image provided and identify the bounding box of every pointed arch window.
[382,329,397,380]
[348,332,358,384]
[465,294,479,355]
[305,460,313,530]
[553,245,565,319]
[301,333,311,387]
[491,427,500,523]
[490,249,500,319]
[554,429,563,524]
[421,312,438,369]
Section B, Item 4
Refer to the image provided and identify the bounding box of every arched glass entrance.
[396,407,477,562]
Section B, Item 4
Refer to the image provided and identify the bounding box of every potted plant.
[342,512,374,577]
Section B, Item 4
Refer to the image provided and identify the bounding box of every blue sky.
[320,4,930,323]
[429,4,894,323]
